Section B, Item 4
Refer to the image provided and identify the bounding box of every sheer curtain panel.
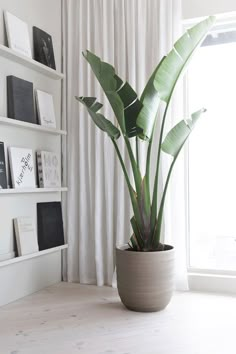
[62,0,187,289]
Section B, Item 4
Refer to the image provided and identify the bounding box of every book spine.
[35,91,42,125]
[7,76,15,119]
[8,147,16,188]
[36,151,44,188]
[33,27,40,61]
[0,142,7,189]
[13,218,22,256]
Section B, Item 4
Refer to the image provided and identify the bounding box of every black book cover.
[33,27,56,70]
[37,202,64,250]
[0,142,7,189]
[7,76,36,124]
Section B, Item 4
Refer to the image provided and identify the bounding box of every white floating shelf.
[0,245,68,268]
[0,187,68,195]
[0,44,64,80]
[0,116,67,135]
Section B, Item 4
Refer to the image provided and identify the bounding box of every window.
[186,21,236,274]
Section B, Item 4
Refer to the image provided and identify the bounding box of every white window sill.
[188,271,236,295]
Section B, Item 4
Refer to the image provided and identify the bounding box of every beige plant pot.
[116,244,175,312]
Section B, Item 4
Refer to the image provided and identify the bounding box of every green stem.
[152,154,178,247]
[124,136,142,198]
[150,100,171,233]
[112,139,143,230]
[144,127,155,208]
[112,139,133,193]
[136,137,139,170]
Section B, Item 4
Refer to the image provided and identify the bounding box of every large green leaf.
[136,56,165,140]
[161,108,206,157]
[77,96,121,139]
[151,108,207,246]
[154,16,216,103]
[83,50,143,137]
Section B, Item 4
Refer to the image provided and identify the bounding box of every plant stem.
[124,136,142,198]
[144,127,155,208]
[136,137,139,170]
[112,139,143,230]
[112,139,133,193]
[152,153,178,247]
[150,100,170,234]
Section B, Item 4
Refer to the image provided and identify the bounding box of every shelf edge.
[0,245,68,268]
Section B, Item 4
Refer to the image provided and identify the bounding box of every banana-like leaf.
[154,16,216,103]
[77,96,121,139]
[83,50,143,137]
[161,108,206,157]
[136,56,165,140]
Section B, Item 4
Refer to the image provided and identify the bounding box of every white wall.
[0,0,63,305]
[183,0,236,19]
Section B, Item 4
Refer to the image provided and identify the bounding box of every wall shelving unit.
[0,40,67,306]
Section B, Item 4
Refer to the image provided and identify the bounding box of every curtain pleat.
[62,0,186,289]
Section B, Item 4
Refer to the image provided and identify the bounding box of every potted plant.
[77,16,215,312]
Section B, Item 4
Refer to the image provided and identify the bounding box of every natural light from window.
[188,26,236,271]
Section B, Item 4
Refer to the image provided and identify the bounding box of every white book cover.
[36,90,56,128]
[4,11,32,58]
[37,150,61,188]
[9,147,36,188]
[14,217,39,256]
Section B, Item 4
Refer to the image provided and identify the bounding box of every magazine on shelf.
[7,76,36,124]
[14,217,39,256]
[37,150,60,188]
[37,202,64,250]
[35,90,56,128]
[33,26,56,69]
[4,11,32,58]
[8,147,36,188]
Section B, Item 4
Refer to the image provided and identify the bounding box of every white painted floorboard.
[0,282,235,354]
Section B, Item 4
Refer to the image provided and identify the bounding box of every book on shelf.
[4,11,32,58]
[33,27,56,69]
[7,76,36,124]
[0,142,7,189]
[13,217,39,256]
[35,90,56,128]
[36,150,61,188]
[37,202,64,251]
[8,147,36,188]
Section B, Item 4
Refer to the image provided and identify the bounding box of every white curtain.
[62,0,187,290]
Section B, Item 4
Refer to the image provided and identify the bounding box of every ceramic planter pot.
[116,244,175,312]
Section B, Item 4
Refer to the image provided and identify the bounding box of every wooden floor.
[0,282,235,354]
